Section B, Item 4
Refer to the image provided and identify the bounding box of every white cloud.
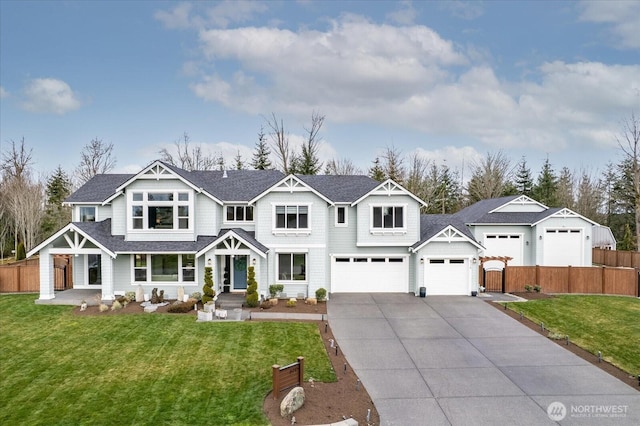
[387,1,417,25]
[21,78,81,114]
[0,86,8,98]
[578,0,640,49]
[440,1,485,20]
[414,145,483,176]
[155,1,268,30]
[180,14,636,161]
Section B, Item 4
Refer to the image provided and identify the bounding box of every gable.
[249,175,333,205]
[532,208,598,226]
[352,179,427,207]
[490,195,547,213]
[412,224,482,252]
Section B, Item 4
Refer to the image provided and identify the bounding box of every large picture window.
[130,191,191,231]
[278,253,306,281]
[275,205,308,229]
[372,206,404,229]
[133,254,196,283]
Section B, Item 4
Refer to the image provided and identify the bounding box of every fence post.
[567,265,572,294]
[535,265,539,287]
[297,356,304,386]
[16,266,21,292]
[601,266,606,294]
[637,271,640,298]
[272,364,280,399]
[501,267,506,293]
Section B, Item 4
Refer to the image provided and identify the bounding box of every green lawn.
[0,294,335,426]
[506,295,640,374]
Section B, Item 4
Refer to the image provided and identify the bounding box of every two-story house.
[28,161,596,302]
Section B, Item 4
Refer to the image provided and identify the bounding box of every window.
[278,253,306,281]
[130,191,191,231]
[133,254,196,283]
[80,206,96,222]
[275,205,309,230]
[372,206,404,229]
[335,206,347,226]
[226,205,254,222]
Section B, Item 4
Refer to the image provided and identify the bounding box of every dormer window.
[129,191,192,231]
[79,206,96,222]
[226,205,254,222]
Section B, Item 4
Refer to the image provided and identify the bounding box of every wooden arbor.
[479,256,512,293]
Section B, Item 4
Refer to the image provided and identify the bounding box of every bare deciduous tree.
[299,111,325,175]
[1,137,33,181]
[466,151,513,203]
[382,145,405,183]
[575,169,604,224]
[325,158,362,175]
[76,138,116,184]
[264,113,293,174]
[159,132,217,171]
[616,111,640,249]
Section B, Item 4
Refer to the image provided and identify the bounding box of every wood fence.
[482,265,638,297]
[272,356,304,399]
[0,256,72,293]
[593,248,640,269]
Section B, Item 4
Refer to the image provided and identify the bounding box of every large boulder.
[280,386,305,418]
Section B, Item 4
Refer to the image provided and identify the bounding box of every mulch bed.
[487,297,640,392]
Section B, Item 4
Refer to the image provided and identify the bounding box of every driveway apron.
[328,294,640,426]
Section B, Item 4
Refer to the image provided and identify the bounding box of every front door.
[233,255,247,291]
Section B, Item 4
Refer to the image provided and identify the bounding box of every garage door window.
[278,253,306,281]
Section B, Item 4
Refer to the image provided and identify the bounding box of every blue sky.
[1,1,638,182]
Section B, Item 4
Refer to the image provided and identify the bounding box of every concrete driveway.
[328,294,640,425]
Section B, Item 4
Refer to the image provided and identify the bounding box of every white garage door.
[543,229,583,266]
[424,258,470,296]
[483,234,523,266]
[331,256,408,293]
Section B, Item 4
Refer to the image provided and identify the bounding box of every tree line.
[1,112,637,259]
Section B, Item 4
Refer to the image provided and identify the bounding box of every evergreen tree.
[382,145,405,183]
[251,127,273,170]
[532,157,558,206]
[618,223,635,251]
[298,140,322,175]
[368,157,386,182]
[42,166,72,236]
[430,164,462,214]
[234,151,244,170]
[216,155,226,171]
[556,167,575,208]
[514,157,534,196]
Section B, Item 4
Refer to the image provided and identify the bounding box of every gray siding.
[414,241,480,294]
[355,195,421,247]
[195,196,219,236]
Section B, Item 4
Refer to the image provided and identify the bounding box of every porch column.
[38,250,55,300]
[101,255,115,301]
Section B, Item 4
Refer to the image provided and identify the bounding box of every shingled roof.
[65,174,133,203]
[454,195,557,225]
[411,214,479,250]
[295,174,380,203]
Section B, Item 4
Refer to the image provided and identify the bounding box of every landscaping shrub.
[168,300,196,313]
[16,242,26,261]
[190,291,201,301]
[315,287,327,301]
[202,266,215,304]
[245,266,259,307]
[269,284,284,298]
[286,299,297,308]
[99,303,109,312]
[260,300,272,309]
[533,285,542,293]
[111,300,122,311]
[524,284,533,293]
[125,291,136,302]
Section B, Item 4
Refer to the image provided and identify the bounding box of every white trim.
[223,204,255,225]
[411,224,483,252]
[196,230,268,258]
[274,248,310,253]
[275,252,308,283]
[272,202,312,234]
[369,203,408,234]
[27,223,116,258]
[78,205,98,222]
[268,244,326,249]
[351,179,427,207]
[532,208,599,226]
[249,174,333,205]
[335,205,348,227]
[130,253,199,285]
[488,195,548,213]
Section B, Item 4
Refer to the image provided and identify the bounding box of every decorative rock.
[305,297,317,305]
[270,298,278,306]
[144,305,158,313]
[177,286,185,302]
[80,301,87,311]
[135,285,144,302]
[280,386,305,418]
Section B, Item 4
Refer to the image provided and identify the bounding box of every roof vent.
[222,169,228,179]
